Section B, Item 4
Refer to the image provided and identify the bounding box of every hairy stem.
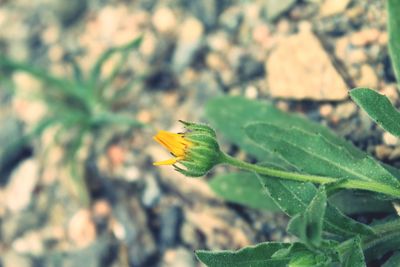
[220,152,400,198]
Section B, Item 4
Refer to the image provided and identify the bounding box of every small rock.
[2,250,32,267]
[245,86,258,99]
[356,64,379,88]
[320,0,351,17]
[380,84,398,103]
[5,159,39,213]
[123,166,141,182]
[107,145,126,168]
[152,8,177,34]
[12,231,44,256]
[383,132,399,146]
[319,104,333,117]
[92,199,112,219]
[161,247,196,267]
[172,17,204,73]
[375,145,392,160]
[348,48,367,64]
[266,28,348,100]
[68,209,96,248]
[142,175,161,207]
[350,28,381,46]
[264,0,296,21]
[334,102,356,120]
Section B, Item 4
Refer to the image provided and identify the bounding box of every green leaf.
[287,187,327,247]
[209,172,281,211]
[206,96,363,161]
[383,251,400,267]
[350,87,400,137]
[329,190,395,215]
[363,219,400,262]
[257,174,374,238]
[195,242,290,267]
[341,236,366,267]
[90,35,143,85]
[388,0,400,85]
[245,123,400,196]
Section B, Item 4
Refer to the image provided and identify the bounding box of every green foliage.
[209,172,280,211]
[383,251,400,267]
[350,87,400,137]
[245,122,400,196]
[198,96,400,266]
[287,187,326,247]
[0,36,143,205]
[388,0,400,85]
[195,242,291,267]
[341,236,366,267]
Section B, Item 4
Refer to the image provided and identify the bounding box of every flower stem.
[220,152,400,198]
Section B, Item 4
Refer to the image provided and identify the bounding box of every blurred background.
[0,0,396,266]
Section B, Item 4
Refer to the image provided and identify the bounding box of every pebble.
[92,199,112,219]
[319,0,351,17]
[264,0,296,21]
[375,145,392,160]
[12,231,44,256]
[5,159,39,213]
[67,209,96,248]
[142,175,161,207]
[380,84,398,103]
[152,8,177,34]
[266,27,348,100]
[161,247,196,267]
[383,132,399,146]
[356,64,379,88]
[350,28,381,46]
[2,251,32,267]
[172,17,204,73]
[333,102,356,120]
[319,104,333,117]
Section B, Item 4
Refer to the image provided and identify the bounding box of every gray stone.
[264,0,297,21]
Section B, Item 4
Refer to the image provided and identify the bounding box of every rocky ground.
[0,0,398,266]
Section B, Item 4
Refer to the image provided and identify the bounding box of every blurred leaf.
[90,35,143,86]
[329,190,395,215]
[383,251,400,267]
[388,0,400,85]
[257,173,374,238]
[363,220,400,261]
[206,96,363,161]
[273,242,338,267]
[245,123,400,197]
[0,56,86,101]
[196,242,290,267]
[350,88,400,137]
[209,172,280,211]
[341,236,366,267]
[287,187,327,247]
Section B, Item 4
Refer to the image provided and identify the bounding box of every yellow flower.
[153,121,222,177]
[153,130,193,166]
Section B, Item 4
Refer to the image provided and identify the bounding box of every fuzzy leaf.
[383,251,400,267]
[350,87,400,137]
[245,123,400,196]
[206,96,363,161]
[257,174,373,237]
[196,242,290,267]
[341,236,366,267]
[209,172,280,211]
[287,187,327,246]
[388,0,400,85]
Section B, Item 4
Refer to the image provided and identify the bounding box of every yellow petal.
[153,157,179,166]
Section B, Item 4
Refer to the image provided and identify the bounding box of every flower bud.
[153,121,222,177]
